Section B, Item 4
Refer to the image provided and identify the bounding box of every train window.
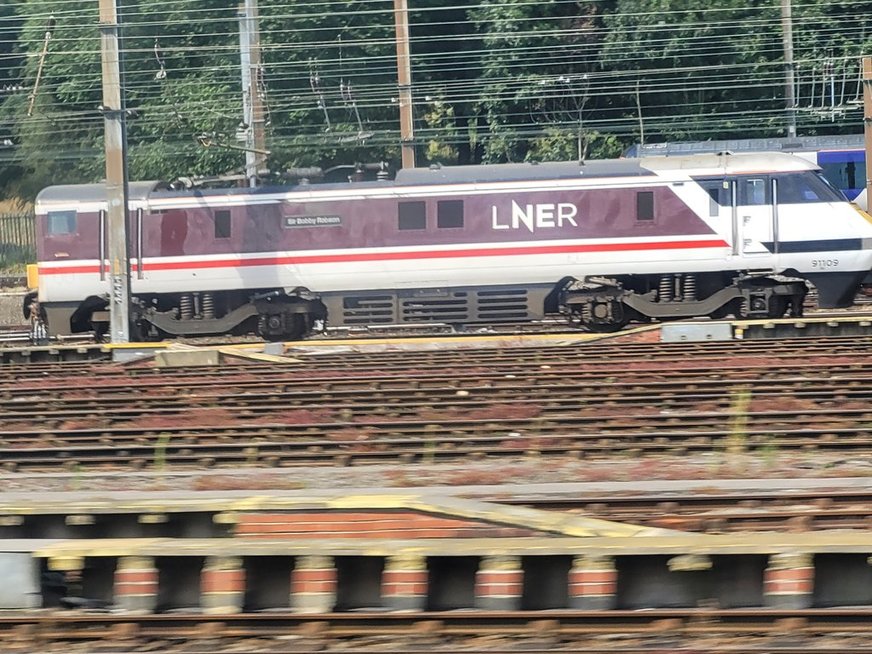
[636,191,654,221]
[847,161,858,190]
[398,201,426,230]
[739,178,768,206]
[707,189,719,216]
[698,180,728,216]
[214,210,231,238]
[775,172,845,204]
[437,200,464,229]
[819,151,866,199]
[821,161,858,191]
[814,172,849,200]
[47,210,76,235]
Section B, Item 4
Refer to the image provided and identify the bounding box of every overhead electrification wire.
[0,0,866,172]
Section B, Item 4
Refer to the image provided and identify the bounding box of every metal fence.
[0,213,35,268]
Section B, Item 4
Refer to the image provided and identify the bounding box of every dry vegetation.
[0,199,31,214]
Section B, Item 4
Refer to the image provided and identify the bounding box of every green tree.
[3,0,247,194]
[601,0,784,141]
[0,0,27,198]
[408,0,485,164]
[470,0,609,162]
[0,0,869,199]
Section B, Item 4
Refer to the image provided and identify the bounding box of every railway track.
[511,488,872,532]
[0,275,25,289]
[0,318,583,349]
[1,336,872,470]
[5,610,872,647]
[0,324,93,348]
[0,304,870,350]
[2,331,872,378]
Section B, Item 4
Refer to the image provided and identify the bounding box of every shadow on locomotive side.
[24,151,872,341]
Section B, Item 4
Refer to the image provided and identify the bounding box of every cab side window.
[739,177,768,206]
[699,180,728,216]
[47,210,76,235]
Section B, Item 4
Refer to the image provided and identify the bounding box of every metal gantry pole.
[98,0,132,343]
[238,0,265,186]
[247,0,266,181]
[393,0,415,168]
[238,3,256,186]
[780,0,797,138]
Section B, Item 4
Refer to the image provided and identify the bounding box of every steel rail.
[2,407,871,445]
[3,609,872,636]
[2,333,872,375]
[1,422,872,471]
[0,335,869,387]
[2,358,871,398]
[509,490,872,533]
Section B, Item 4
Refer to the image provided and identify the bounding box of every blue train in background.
[625,134,867,209]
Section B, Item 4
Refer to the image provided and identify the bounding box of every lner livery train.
[28,152,872,340]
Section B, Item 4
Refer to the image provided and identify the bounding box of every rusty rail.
[3,609,872,639]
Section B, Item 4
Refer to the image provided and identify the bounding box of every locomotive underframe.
[135,289,326,342]
[43,267,812,341]
[560,271,807,332]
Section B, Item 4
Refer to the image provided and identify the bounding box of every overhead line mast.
[98,0,132,343]
[393,0,415,168]
[239,0,266,187]
[780,0,797,138]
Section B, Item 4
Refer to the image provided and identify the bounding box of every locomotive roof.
[394,160,647,184]
[626,133,864,157]
[35,181,165,208]
[35,152,819,208]
[640,151,819,174]
[393,153,816,185]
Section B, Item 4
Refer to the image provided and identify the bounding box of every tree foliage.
[0,0,868,199]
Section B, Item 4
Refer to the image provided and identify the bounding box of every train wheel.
[257,312,308,342]
[578,300,629,333]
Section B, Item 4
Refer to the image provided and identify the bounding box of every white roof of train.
[640,151,819,174]
[35,152,820,211]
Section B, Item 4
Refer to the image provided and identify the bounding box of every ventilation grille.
[339,288,535,325]
[476,288,530,321]
[399,291,468,323]
[342,295,395,324]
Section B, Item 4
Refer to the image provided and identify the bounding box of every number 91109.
[811,258,839,269]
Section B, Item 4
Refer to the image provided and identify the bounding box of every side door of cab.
[697,178,734,255]
[735,175,774,257]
